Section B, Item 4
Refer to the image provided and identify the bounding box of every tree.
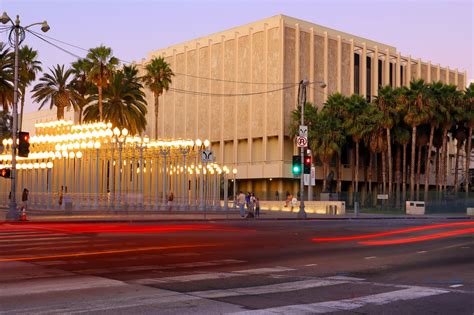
[401,80,430,200]
[18,45,42,130]
[142,56,174,139]
[394,125,411,203]
[83,68,147,135]
[86,45,119,121]
[343,94,369,193]
[32,64,79,120]
[463,83,474,195]
[362,103,384,196]
[374,86,398,195]
[0,42,13,112]
[71,58,92,123]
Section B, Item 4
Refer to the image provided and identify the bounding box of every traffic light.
[304,155,312,174]
[292,155,302,175]
[18,131,30,157]
[0,168,11,178]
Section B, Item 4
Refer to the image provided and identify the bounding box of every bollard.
[354,201,359,217]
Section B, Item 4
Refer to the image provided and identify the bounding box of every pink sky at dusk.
[0,0,472,113]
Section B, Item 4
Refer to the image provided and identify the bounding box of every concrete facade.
[139,15,467,197]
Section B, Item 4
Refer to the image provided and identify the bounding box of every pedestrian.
[58,186,64,207]
[238,191,246,217]
[21,188,29,211]
[168,191,174,210]
[275,191,280,201]
[250,193,256,214]
[255,196,260,218]
[245,192,251,209]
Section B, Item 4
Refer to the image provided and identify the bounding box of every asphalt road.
[0,218,473,314]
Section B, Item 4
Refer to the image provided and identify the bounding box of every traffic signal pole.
[298,79,308,219]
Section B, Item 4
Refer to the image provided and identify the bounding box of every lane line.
[134,266,295,284]
[190,279,348,298]
[0,243,219,262]
[364,256,376,259]
[325,276,365,281]
[233,287,449,314]
[417,251,427,254]
[305,264,317,267]
[449,284,464,288]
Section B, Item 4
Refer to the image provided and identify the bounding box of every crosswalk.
[0,226,467,314]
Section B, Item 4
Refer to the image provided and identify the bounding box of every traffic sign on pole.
[299,125,308,137]
[296,136,308,148]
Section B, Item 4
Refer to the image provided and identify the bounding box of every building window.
[354,53,360,95]
[400,65,404,86]
[366,56,371,101]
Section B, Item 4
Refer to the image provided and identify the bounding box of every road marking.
[233,287,449,314]
[190,279,347,298]
[234,267,295,274]
[417,250,427,254]
[305,264,317,267]
[326,276,365,281]
[173,259,245,268]
[133,266,295,284]
[449,284,464,288]
[0,243,219,262]
[0,275,125,297]
[364,256,376,259]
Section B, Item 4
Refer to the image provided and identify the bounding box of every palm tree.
[142,56,174,139]
[374,86,399,195]
[463,83,474,195]
[18,45,42,130]
[71,58,92,123]
[83,68,147,135]
[343,94,369,193]
[310,109,345,192]
[86,45,119,121]
[394,125,411,204]
[401,80,430,200]
[32,64,79,120]
[0,42,13,112]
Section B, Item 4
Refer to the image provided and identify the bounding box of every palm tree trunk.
[402,143,407,203]
[19,92,25,131]
[441,128,448,192]
[368,152,373,194]
[386,128,392,195]
[355,141,359,193]
[57,106,65,120]
[466,127,473,196]
[410,125,417,200]
[424,125,435,201]
[98,84,103,121]
[395,145,401,208]
[337,154,342,193]
[382,150,386,194]
[454,143,461,192]
[416,145,422,200]
[436,148,440,192]
[79,107,83,124]
[351,147,355,192]
[322,162,328,192]
[154,94,159,139]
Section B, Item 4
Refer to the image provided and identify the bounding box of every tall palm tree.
[18,45,42,130]
[374,86,398,195]
[32,64,79,120]
[463,83,474,195]
[83,68,147,135]
[142,56,174,139]
[343,94,369,193]
[71,58,92,124]
[0,42,13,112]
[401,80,430,200]
[86,45,119,121]
[394,125,411,204]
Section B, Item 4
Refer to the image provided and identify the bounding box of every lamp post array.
[0,120,236,213]
[1,11,50,220]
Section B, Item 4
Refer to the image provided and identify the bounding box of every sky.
[1,0,473,113]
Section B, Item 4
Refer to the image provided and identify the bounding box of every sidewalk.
[1,207,472,222]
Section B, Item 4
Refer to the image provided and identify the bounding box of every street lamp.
[297,79,326,219]
[2,12,50,221]
[113,127,127,210]
[232,168,237,209]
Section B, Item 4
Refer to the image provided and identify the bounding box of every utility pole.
[298,79,308,219]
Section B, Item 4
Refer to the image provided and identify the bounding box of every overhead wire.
[26,29,83,59]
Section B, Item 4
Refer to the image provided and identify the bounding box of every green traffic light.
[292,165,301,174]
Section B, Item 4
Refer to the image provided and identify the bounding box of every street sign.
[377,194,389,200]
[296,136,308,148]
[299,125,308,137]
[311,166,316,186]
[201,150,214,163]
[304,174,310,186]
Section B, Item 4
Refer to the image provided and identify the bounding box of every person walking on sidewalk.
[255,196,260,218]
[238,191,246,217]
[21,188,29,211]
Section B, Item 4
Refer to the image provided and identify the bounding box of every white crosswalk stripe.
[232,286,449,314]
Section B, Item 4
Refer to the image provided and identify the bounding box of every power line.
[26,29,83,59]
[168,84,296,97]
[26,31,306,86]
